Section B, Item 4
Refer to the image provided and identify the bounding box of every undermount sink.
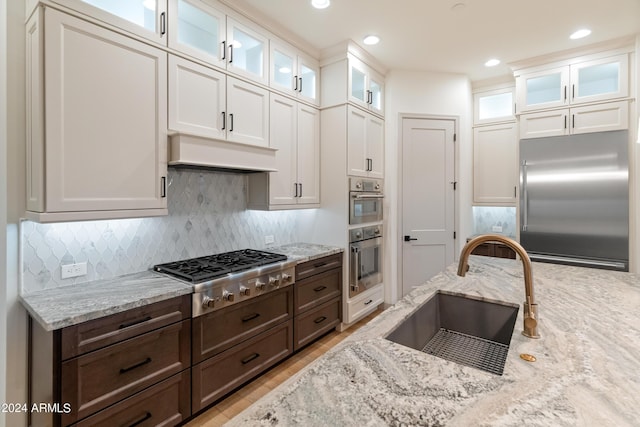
[385,290,519,375]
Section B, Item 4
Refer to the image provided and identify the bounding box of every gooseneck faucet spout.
[457,234,540,339]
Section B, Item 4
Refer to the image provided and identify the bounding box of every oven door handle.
[350,245,360,292]
[352,194,384,200]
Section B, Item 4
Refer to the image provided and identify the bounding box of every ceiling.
[231,0,640,82]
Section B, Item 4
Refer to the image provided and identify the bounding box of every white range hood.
[169,133,278,173]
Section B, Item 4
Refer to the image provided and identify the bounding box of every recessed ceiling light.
[570,29,591,40]
[484,59,500,67]
[363,35,380,46]
[311,0,330,9]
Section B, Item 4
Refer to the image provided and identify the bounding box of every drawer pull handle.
[127,411,152,427]
[118,316,152,329]
[119,357,152,374]
[242,313,261,322]
[314,316,327,324]
[241,353,260,364]
[313,262,327,268]
[313,285,327,292]
[364,299,373,305]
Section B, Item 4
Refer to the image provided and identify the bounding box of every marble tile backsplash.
[472,206,517,238]
[21,168,299,293]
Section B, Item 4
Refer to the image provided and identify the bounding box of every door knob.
[404,235,417,242]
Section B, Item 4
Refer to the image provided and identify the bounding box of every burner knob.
[255,280,266,290]
[223,291,235,302]
[202,296,215,309]
[282,273,292,282]
[240,286,251,296]
[269,276,280,287]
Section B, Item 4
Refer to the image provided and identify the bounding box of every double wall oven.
[349,178,384,298]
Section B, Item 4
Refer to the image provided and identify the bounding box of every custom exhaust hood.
[168,133,278,173]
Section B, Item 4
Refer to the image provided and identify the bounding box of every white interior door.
[401,117,456,297]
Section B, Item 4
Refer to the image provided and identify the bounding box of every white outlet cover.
[61,262,88,279]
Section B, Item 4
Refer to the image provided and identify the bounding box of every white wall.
[384,70,473,305]
[2,1,27,426]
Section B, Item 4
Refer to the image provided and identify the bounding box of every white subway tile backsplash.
[21,169,299,293]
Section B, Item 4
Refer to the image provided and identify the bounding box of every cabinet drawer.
[61,295,190,360]
[346,286,383,324]
[192,287,293,363]
[294,297,341,351]
[192,320,293,412]
[61,320,191,425]
[295,253,343,281]
[73,371,190,427]
[295,268,341,315]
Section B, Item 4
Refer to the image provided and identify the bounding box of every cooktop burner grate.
[153,249,288,283]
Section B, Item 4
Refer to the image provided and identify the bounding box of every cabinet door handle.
[299,77,303,93]
[241,313,260,322]
[119,316,152,330]
[119,357,152,374]
[563,85,567,102]
[229,44,234,63]
[241,353,260,364]
[229,113,234,131]
[222,112,226,130]
[298,183,302,197]
[160,177,166,198]
[160,12,166,36]
[364,299,373,305]
[572,84,575,100]
[313,285,327,292]
[127,412,152,427]
[294,182,298,197]
[572,114,575,129]
[221,41,226,60]
[564,115,567,129]
[314,316,327,324]
[294,75,298,91]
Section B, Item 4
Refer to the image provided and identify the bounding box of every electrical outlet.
[492,225,503,233]
[61,262,87,279]
[264,235,275,245]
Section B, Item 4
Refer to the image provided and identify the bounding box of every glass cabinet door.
[65,0,168,43]
[271,46,295,91]
[571,54,628,104]
[170,0,226,66]
[350,63,367,105]
[474,87,514,124]
[298,58,319,105]
[516,66,569,113]
[369,73,384,114]
[227,18,268,84]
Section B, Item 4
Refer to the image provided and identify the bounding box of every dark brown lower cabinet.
[470,241,516,259]
[72,370,190,427]
[294,298,341,350]
[192,320,293,412]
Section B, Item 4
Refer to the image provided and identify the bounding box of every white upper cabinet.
[226,17,268,85]
[51,0,168,44]
[473,87,515,125]
[515,54,629,113]
[27,7,168,222]
[270,41,319,105]
[473,123,518,206]
[347,106,384,178]
[349,56,384,115]
[168,0,226,66]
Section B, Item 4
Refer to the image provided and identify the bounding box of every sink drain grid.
[421,328,509,375]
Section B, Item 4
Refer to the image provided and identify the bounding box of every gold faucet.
[457,234,540,339]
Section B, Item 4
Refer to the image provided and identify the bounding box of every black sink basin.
[385,290,519,375]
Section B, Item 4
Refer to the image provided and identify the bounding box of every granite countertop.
[229,256,640,426]
[20,242,343,332]
[269,242,344,263]
[20,271,193,331]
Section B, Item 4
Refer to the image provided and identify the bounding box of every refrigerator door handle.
[521,160,528,232]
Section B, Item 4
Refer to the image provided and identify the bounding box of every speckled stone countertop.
[20,271,193,331]
[20,243,343,332]
[229,256,640,426]
[269,242,344,262]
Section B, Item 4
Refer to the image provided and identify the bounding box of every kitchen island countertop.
[228,256,640,426]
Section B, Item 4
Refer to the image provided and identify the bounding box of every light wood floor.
[185,308,383,426]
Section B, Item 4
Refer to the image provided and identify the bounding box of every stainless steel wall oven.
[349,178,384,225]
[349,225,382,298]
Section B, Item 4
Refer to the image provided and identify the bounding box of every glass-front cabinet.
[349,56,384,115]
[473,87,515,125]
[52,0,168,43]
[270,41,319,105]
[226,18,268,84]
[169,0,226,66]
[516,54,628,113]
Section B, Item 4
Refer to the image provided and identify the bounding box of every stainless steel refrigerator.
[519,130,629,271]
